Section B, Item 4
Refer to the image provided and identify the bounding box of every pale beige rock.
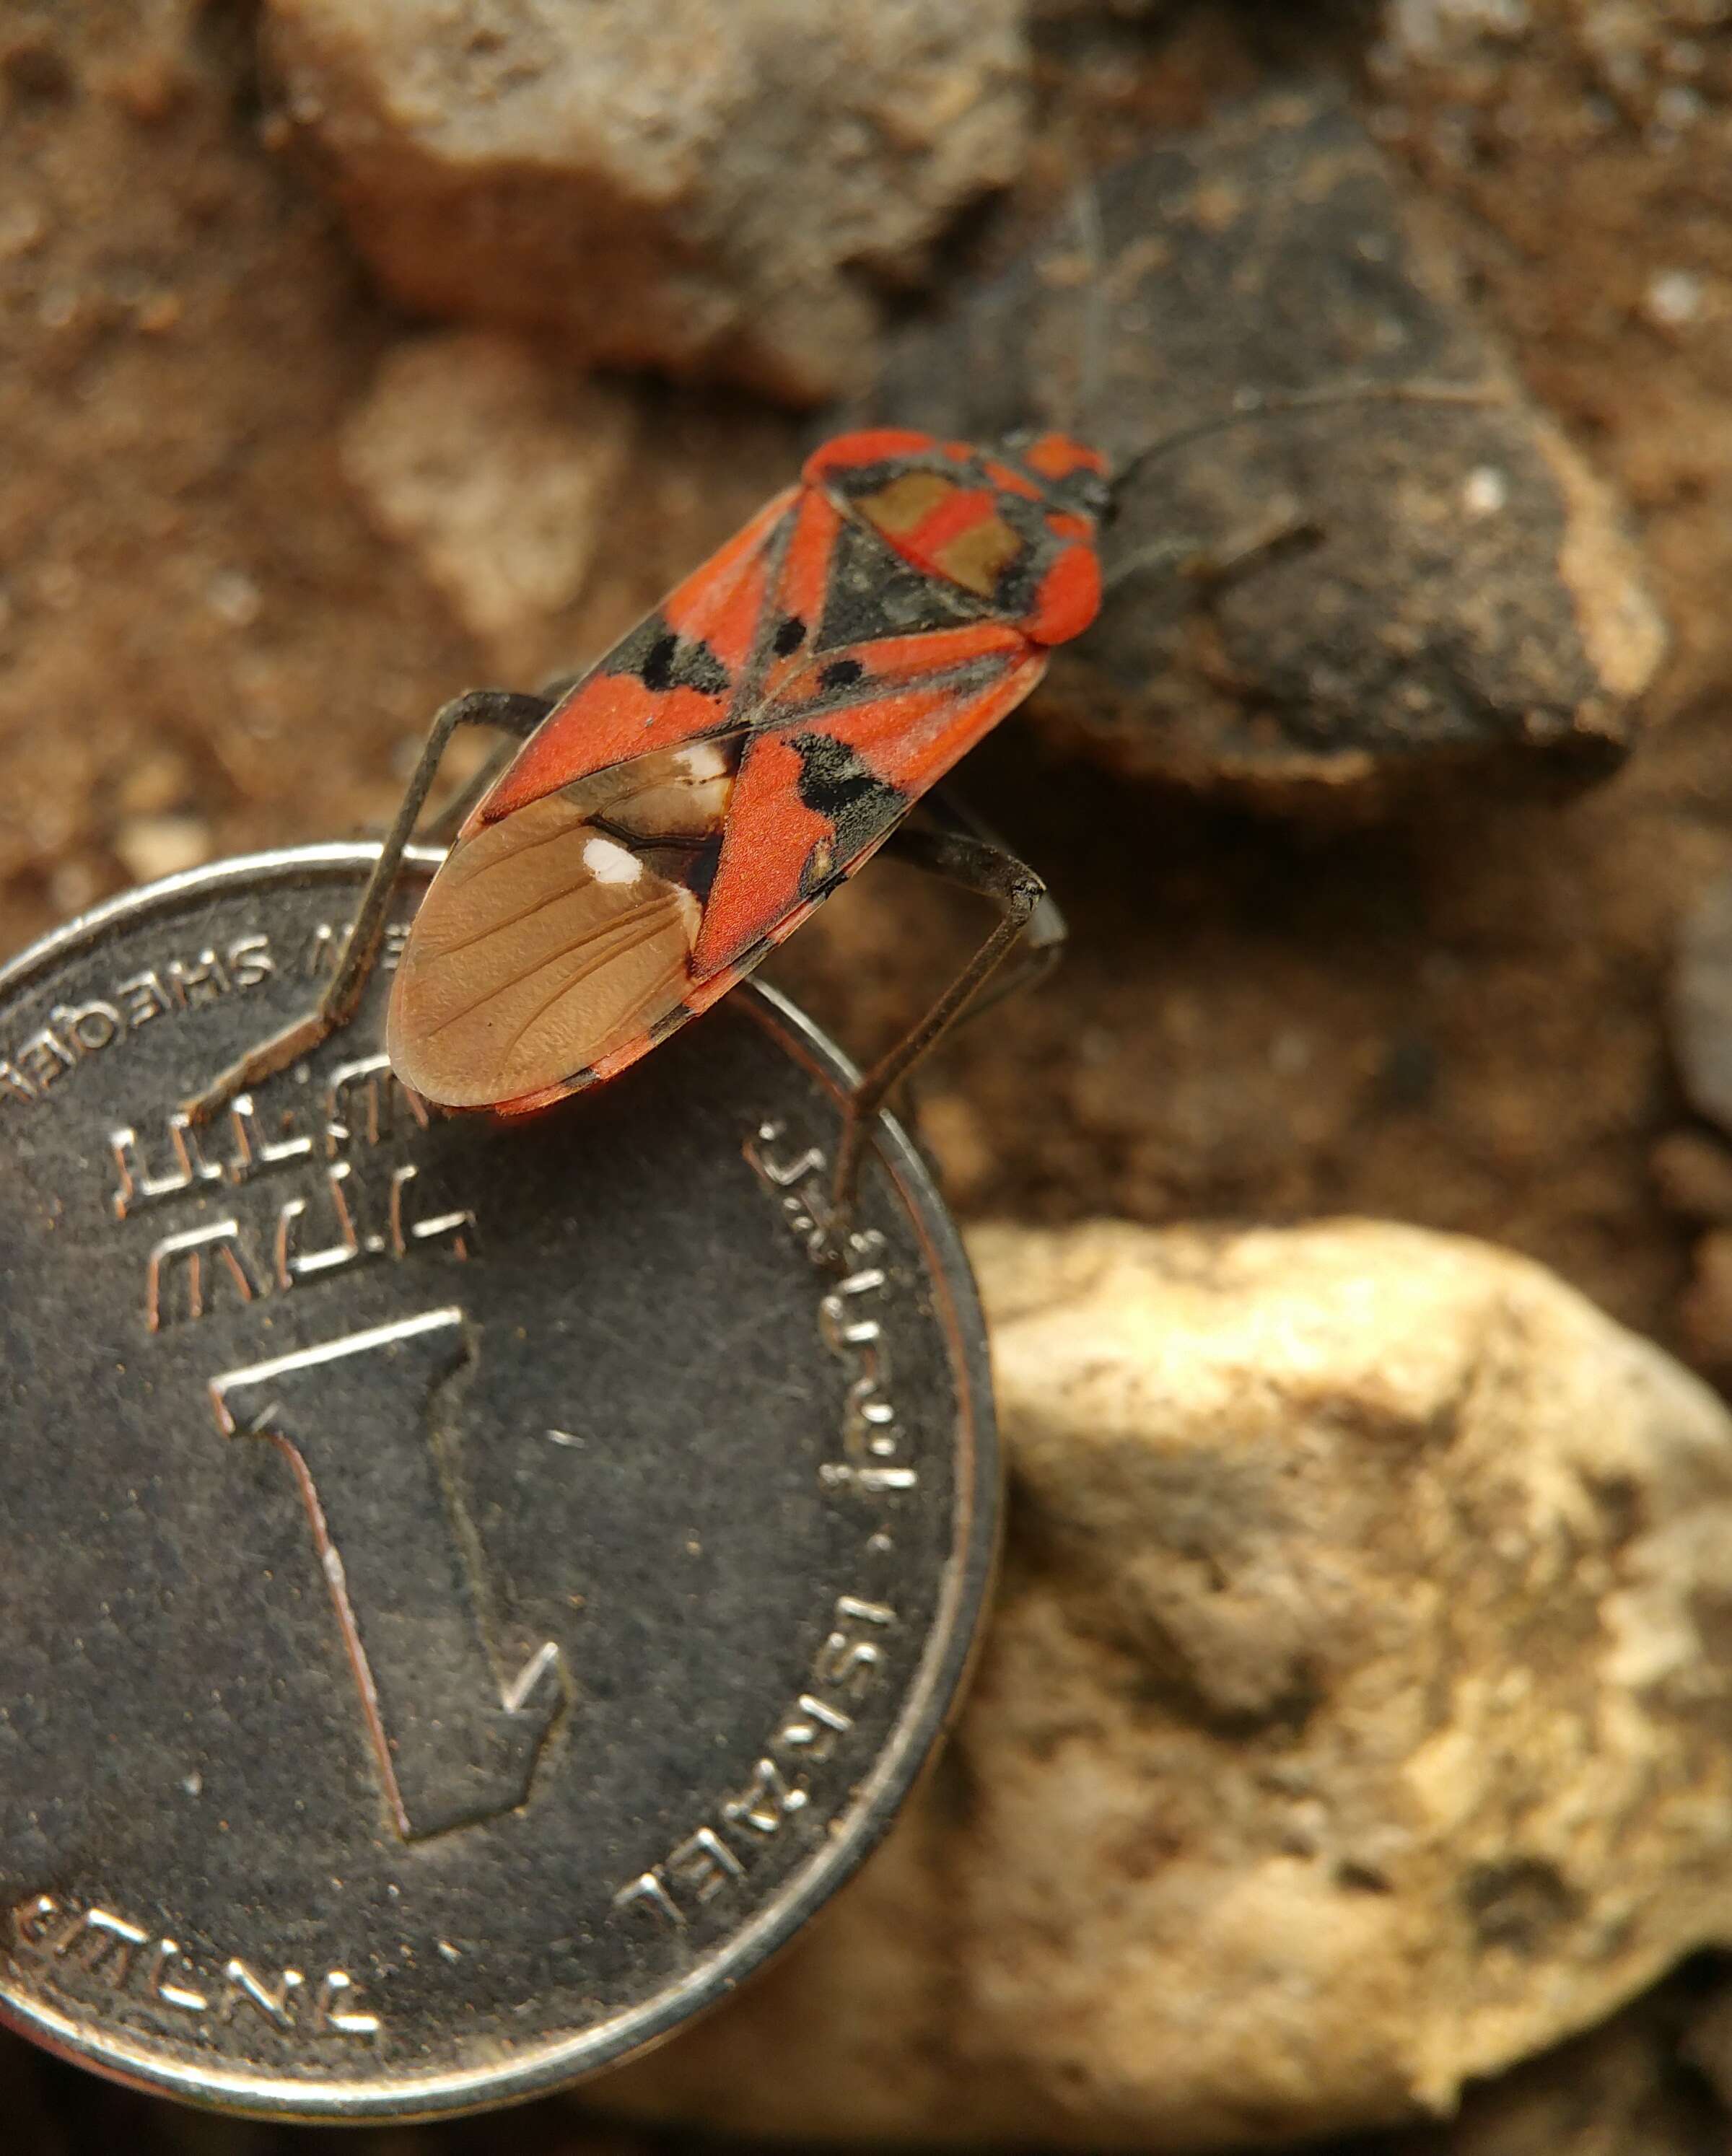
[263,0,1028,403]
[111,813,212,883]
[340,330,635,673]
[592,1221,1732,2150]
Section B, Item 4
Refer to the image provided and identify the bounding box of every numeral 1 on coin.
[208,1311,567,1841]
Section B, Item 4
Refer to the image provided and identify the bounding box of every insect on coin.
[180,385,1491,1191]
[0,846,997,2119]
[183,426,1111,1214]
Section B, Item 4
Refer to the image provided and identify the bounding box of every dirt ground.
[5,0,1732,2149]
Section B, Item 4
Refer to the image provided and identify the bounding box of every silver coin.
[0,845,996,2121]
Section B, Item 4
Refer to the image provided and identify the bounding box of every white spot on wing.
[582,835,643,885]
[675,743,727,779]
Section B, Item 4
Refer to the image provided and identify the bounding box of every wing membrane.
[388,742,741,1108]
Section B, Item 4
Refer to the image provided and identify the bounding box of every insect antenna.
[1029,106,1114,448]
[1108,380,1505,506]
[1064,167,1111,445]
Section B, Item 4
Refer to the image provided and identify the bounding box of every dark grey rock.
[865,84,1667,812]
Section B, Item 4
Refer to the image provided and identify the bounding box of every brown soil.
[4,1,1732,2150]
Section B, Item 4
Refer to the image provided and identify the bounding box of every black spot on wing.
[640,632,681,691]
[772,614,806,657]
[787,731,906,866]
[818,658,863,691]
[608,610,732,697]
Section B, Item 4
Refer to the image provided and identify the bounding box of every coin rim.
[0,843,1000,2121]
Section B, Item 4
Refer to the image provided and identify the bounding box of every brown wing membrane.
[388,744,737,1108]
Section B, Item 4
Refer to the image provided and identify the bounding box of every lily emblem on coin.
[0,847,996,2121]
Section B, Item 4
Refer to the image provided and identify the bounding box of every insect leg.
[1065,159,1109,444]
[181,687,552,1124]
[1106,509,1324,600]
[830,819,1054,1218]
[418,738,519,846]
[418,668,577,843]
[916,788,1067,1016]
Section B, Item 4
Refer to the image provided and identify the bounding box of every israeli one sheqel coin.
[0,844,996,2121]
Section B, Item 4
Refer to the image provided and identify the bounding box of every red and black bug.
[385,426,1107,1118]
[184,371,1487,1215]
[185,424,1110,1213]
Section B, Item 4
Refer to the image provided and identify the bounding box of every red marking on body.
[761,488,844,697]
[657,483,794,669]
[1022,434,1109,481]
[691,731,835,976]
[410,429,1090,1113]
[985,459,1044,500]
[802,429,940,481]
[900,486,1001,561]
[780,488,844,625]
[815,621,1022,687]
[1024,543,1102,644]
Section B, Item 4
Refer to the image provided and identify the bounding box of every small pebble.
[113,815,213,884]
[1645,268,1704,328]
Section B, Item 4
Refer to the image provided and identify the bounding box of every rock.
[592,1221,1732,2150]
[261,0,1029,404]
[864,85,1666,812]
[1398,1973,1726,2156]
[1681,1960,1732,2123]
[1650,1131,1732,1226]
[111,812,212,883]
[1029,0,1170,20]
[1365,0,1732,732]
[337,325,801,701]
[341,330,636,673]
[1672,872,1732,1136]
[1679,1232,1732,1377]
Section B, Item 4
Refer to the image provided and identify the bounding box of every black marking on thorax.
[814,520,984,652]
